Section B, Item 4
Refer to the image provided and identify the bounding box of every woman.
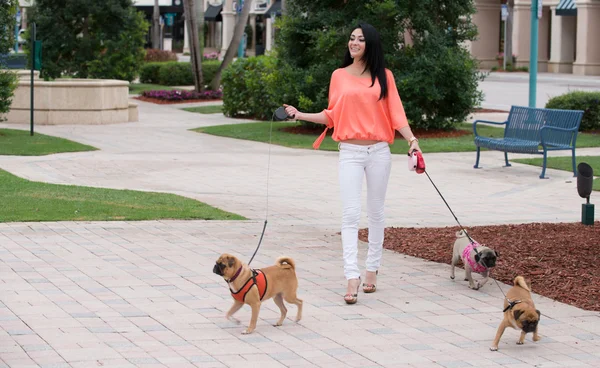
[284,23,421,304]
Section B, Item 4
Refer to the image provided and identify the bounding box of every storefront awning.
[556,0,577,16]
[265,0,281,18]
[205,4,223,21]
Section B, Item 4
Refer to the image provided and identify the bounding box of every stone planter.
[4,74,138,125]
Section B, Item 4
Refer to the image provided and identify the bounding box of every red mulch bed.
[358,222,600,311]
[281,126,472,139]
[133,96,222,105]
[474,108,509,113]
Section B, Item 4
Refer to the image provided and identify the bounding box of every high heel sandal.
[344,277,361,305]
[363,270,378,293]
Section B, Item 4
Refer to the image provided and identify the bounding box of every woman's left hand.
[409,140,421,153]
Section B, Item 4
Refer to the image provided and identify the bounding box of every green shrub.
[222,56,280,120]
[0,70,18,121]
[157,62,193,86]
[202,60,221,88]
[546,91,600,131]
[139,62,163,84]
[141,61,220,87]
[0,0,18,120]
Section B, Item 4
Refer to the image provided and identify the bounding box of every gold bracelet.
[408,136,419,146]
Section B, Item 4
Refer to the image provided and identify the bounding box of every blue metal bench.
[473,106,584,178]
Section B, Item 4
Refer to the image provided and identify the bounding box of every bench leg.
[474,147,482,169]
[540,150,549,179]
[571,148,577,177]
[503,152,511,167]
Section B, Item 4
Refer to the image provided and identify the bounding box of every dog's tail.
[276,257,295,270]
[456,229,468,238]
[513,276,530,292]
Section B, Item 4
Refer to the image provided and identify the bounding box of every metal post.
[528,0,540,108]
[503,22,507,71]
[14,8,21,52]
[30,23,36,136]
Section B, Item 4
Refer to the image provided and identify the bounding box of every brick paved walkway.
[1,99,598,367]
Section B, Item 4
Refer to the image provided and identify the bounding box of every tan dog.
[213,253,303,334]
[490,276,541,351]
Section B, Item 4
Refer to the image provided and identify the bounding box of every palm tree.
[183,0,203,91]
[152,0,160,49]
[210,0,252,91]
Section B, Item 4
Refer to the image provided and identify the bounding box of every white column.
[221,0,236,57]
[512,0,531,68]
[548,6,576,73]
[265,17,273,51]
[573,0,600,75]
[470,0,501,69]
[538,5,550,72]
[183,19,190,54]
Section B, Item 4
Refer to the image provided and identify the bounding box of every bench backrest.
[505,106,583,146]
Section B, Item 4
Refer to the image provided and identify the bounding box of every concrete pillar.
[512,0,550,71]
[538,5,550,72]
[265,17,273,51]
[221,0,236,57]
[512,0,532,68]
[548,6,576,73]
[573,0,600,75]
[471,0,501,69]
[183,20,190,53]
[250,15,256,50]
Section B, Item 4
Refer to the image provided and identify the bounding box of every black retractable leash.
[246,107,293,266]
[415,153,513,306]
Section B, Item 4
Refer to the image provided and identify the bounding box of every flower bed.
[141,89,222,101]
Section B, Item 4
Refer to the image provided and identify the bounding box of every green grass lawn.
[0,169,245,222]
[129,83,180,95]
[512,156,600,191]
[183,105,223,114]
[0,129,97,156]
[194,122,600,154]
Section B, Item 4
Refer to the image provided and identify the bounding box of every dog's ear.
[536,310,541,319]
[475,253,481,263]
[227,256,235,268]
[495,250,500,257]
[513,309,523,321]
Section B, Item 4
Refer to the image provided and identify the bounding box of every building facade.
[471,0,600,75]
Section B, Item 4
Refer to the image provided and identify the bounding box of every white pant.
[338,142,392,280]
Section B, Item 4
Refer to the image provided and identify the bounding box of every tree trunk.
[152,0,161,49]
[210,0,253,91]
[183,0,203,92]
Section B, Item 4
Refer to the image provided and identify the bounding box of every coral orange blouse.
[313,68,409,149]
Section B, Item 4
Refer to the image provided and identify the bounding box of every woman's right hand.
[283,104,299,120]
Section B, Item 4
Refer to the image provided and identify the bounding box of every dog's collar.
[503,298,522,312]
[226,266,243,283]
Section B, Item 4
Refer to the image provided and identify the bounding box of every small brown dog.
[490,276,541,351]
[213,253,303,334]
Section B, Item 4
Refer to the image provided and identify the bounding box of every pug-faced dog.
[490,276,541,351]
[450,230,498,290]
[213,253,303,334]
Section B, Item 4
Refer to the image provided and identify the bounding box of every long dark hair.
[342,22,387,100]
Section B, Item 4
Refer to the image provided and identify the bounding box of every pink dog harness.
[463,242,487,273]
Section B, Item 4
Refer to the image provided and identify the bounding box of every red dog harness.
[230,269,268,303]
